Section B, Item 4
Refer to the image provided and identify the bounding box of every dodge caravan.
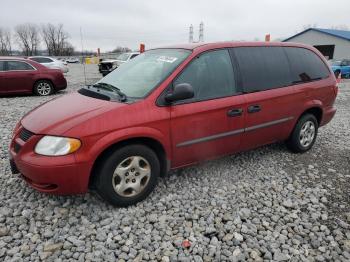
[9,42,337,206]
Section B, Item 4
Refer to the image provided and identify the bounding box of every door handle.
[248,105,261,113]
[227,108,243,117]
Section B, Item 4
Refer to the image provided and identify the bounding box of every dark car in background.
[0,57,67,96]
[98,52,139,76]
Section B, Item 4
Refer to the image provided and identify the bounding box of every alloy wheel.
[36,82,52,96]
[299,120,315,148]
[112,156,151,197]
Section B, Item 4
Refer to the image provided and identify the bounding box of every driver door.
[169,49,246,168]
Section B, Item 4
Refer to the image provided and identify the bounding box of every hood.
[21,93,123,135]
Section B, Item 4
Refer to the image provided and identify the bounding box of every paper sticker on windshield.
[157,56,177,63]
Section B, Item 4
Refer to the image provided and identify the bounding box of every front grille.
[19,128,34,142]
[14,143,21,153]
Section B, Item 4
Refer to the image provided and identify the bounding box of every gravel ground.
[0,64,349,261]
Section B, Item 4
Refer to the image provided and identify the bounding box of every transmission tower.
[199,22,204,42]
[189,24,194,43]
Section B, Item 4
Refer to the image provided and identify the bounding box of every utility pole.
[189,24,194,43]
[199,22,204,42]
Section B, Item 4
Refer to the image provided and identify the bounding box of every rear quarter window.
[284,47,330,83]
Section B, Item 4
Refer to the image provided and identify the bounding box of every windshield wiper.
[92,82,127,102]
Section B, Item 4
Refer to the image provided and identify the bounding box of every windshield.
[331,61,341,66]
[98,49,191,98]
[117,53,130,61]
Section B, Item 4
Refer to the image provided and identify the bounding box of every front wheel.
[286,114,318,153]
[33,80,54,96]
[95,144,160,207]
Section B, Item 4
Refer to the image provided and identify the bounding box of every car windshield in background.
[331,61,342,66]
[117,53,130,61]
[98,49,191,98]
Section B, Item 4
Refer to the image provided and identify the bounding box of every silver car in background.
[28,56,69,73]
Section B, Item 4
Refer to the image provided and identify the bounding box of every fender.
[295,99,323,124]
[77,126,171,165]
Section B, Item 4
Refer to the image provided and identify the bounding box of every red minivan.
[9,42,337,206]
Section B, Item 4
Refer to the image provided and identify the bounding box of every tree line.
[0,23,74,56]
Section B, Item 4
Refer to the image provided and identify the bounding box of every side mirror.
[165,83,194,103]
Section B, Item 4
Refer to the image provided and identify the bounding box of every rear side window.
[231,47,291,93]
[31,57,53,63]
[284,47,330,83]
[0,61,5,71]
[7,61,34,71]
[174,49,236,101]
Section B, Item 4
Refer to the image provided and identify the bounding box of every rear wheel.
[95,144,160,206]
[286,114,318,153]
[34,80,54,96]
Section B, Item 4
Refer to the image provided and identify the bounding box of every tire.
[286,114,318,153]
[94,144,160,207]
[33,80,54,96]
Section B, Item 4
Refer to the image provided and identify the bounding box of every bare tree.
[41,23,71,56]
[0,27,12,55]
[15,23,40,56]
[61,41,75,56]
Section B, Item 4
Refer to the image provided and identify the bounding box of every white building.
[283,28,350,60]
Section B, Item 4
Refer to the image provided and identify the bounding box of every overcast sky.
[1,0,349,52]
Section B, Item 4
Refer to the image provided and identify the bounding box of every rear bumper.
[320,106,336,126]
[55,78,67,91]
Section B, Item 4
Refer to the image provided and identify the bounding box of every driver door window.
[174,49,237,102]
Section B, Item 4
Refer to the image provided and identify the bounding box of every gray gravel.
[0,64,349,261]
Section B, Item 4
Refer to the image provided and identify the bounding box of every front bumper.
[9,127,90,195]
[98,63,116,75]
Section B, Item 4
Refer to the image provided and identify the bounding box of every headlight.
[35,136,81,156]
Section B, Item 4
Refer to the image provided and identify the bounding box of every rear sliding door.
[230,46,297,150]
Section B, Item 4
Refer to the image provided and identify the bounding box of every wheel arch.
[299,106,323,126]
[89,136,169,189]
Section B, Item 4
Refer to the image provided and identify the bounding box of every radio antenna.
[80,27,87,86]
